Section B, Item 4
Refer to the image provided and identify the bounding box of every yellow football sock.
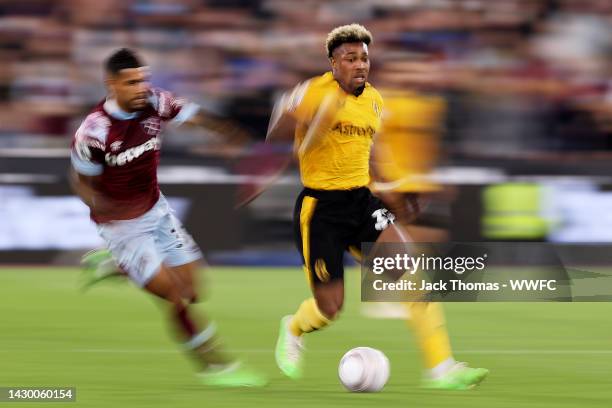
[405,302,453,369]
[289,298,331,336]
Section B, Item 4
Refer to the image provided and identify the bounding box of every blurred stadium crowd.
[1,0,611,157]
[2,0,612,254]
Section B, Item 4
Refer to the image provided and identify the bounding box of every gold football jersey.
[372,89,444,193]
[287,72,384,190]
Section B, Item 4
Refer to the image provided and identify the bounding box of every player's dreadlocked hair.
[325,24,372,58]
[105,48,144,75]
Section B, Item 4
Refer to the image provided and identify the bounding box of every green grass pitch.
[1,266,611,407]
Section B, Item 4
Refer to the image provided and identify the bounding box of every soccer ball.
[338,347,390,392]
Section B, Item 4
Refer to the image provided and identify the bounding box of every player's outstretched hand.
[375,191,422,226]
[233,142,292,208]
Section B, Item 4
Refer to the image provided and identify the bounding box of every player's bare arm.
[183,109,253,147]
[69,169,114,216]
[233,95,297,207]
[69,168,97,208]
[266,95,298,144]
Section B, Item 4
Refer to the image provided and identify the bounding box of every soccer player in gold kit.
[266,24,488,390]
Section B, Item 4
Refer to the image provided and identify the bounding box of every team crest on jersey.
[141,117,161,136]
[110,140,123,152]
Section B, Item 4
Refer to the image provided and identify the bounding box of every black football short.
[293,187,394,287]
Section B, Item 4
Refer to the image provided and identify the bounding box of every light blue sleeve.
[71,150,103,176]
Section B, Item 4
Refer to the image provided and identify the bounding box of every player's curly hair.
[105,48,144,75]
[325,24,372,58]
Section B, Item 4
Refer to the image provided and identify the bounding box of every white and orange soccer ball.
[338,347,390,392]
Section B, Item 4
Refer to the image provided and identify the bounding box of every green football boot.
[80,248,124,290]
[422,362,489,390]
[275,315,305,379]
[198,362,267,387]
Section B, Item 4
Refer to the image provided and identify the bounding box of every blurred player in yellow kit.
[364,59,448,319]
[371,58,449,240]
[375,89,443,193]
[263,24,488,389]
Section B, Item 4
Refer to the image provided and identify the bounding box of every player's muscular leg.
[145,264,200,340]
[372,217,459,381]
[167,260,200,303]
[371,223,417,284]
[313,280,344,319]
[145,264,232,368]
[376,223,410,244]
[144,265,180,301]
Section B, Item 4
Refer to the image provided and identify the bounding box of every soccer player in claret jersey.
[70,48,265,387]
[265,24,489,390]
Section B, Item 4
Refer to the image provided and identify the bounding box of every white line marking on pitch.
[1,348,611,355]
[63,349,612,355]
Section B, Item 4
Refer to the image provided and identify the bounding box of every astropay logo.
[105,137,159,167]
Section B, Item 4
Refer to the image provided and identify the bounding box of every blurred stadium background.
[1,1,612,407]
[3,0,612,262]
